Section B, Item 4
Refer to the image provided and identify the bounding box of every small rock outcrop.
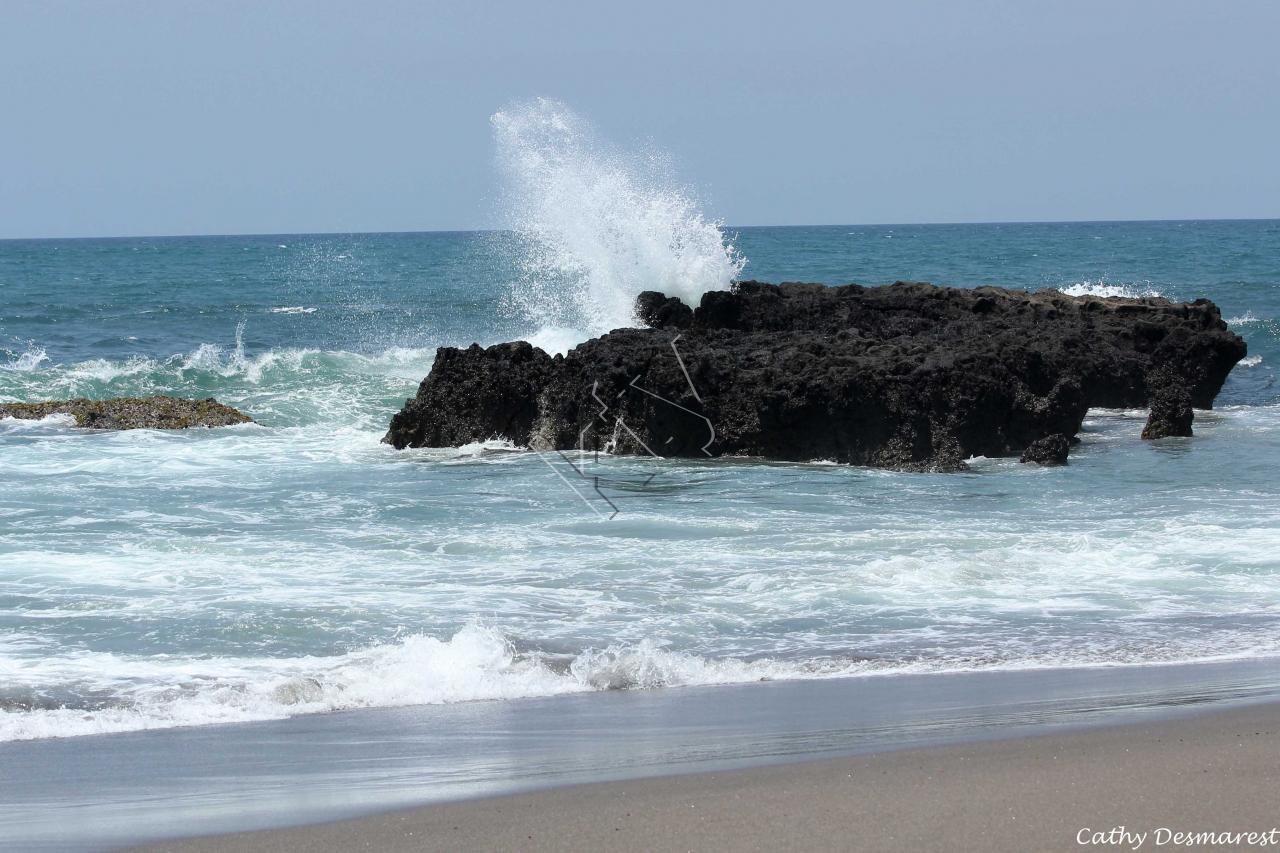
[0,397,253,430]
[635,290,693,330]
[385,281,1246,471]
[1020,434,1071,466]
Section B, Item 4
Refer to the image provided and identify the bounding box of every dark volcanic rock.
[0,396,253,430]
[384,342,555,449]
[689,281,1243,409]
[1141,366,1195,439]
[385,281,1246,471]
[1020,434,1071,466]
[636,290,693,330]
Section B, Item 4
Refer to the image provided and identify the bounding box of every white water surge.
[4,391,1280,741]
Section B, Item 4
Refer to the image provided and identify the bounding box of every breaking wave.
[0,625,808,741]
[6,620,1280,742]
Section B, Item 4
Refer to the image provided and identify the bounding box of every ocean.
[2,216,1278,746]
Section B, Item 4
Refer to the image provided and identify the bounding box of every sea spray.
[491,98,744,347]
[1059,279,1165,299]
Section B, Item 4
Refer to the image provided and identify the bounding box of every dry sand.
[133,701,1279,853]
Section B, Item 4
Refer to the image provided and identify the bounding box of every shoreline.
[133,698,1280,852]
[5,656,1277,851]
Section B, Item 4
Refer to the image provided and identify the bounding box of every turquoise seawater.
[1,220,1278,741]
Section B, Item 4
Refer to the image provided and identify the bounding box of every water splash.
[1,345,49,373]
[491,98,744,346]
[182,320,249,375]
[1059,279,1164,299]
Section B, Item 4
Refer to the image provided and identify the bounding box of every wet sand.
[134,700,1279,853]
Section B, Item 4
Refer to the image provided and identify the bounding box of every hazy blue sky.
[3,0,1278,238]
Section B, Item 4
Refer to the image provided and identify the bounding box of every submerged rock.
[0,396,253,430]
[385,281,1246,471]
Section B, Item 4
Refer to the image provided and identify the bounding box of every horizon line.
[2,215,1278,243]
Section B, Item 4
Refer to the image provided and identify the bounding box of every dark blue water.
[3,221,1277,396]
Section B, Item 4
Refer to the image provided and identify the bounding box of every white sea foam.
[0,413,77,431]
[1239,355,1263,367]
[492,98,744,342]
[1059,280,1164,299]
[0,334,434,430]
[63,355,157,383]
[269,306,318,314]
[1227,311,1261,326]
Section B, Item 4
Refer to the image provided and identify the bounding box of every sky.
[2,0,1278,239]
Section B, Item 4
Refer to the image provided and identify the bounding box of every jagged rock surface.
[1141,366,1196,439]
[0,396,253,430]
[385,281,1246,470]
[1019,434,1071,466]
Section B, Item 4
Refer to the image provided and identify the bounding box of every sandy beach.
[132,699,1279,853]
